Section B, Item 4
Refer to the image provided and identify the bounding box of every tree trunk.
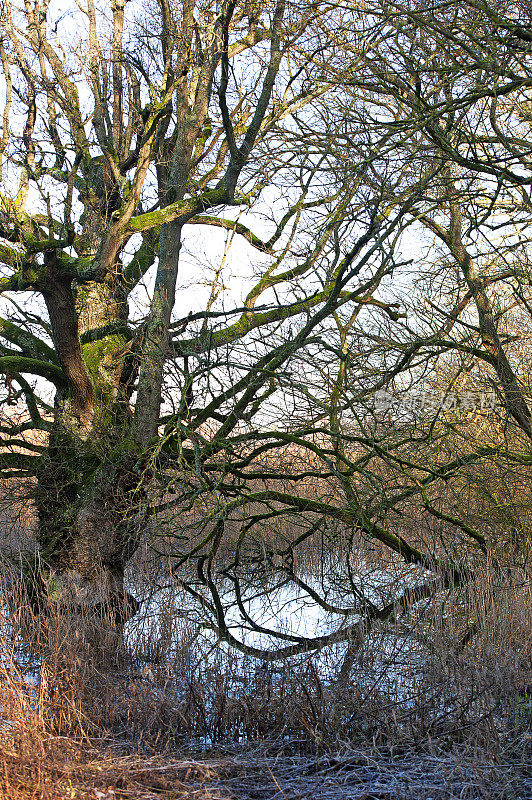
[33,427,143,663]
[32,266,141,663]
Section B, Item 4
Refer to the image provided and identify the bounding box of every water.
[0,555,429,725]
[124,558,427,700]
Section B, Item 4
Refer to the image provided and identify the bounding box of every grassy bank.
[0,555,530,799]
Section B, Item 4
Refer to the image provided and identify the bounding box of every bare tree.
[0,0,411,655]
[2,0,532,664]
[161,0,532,660]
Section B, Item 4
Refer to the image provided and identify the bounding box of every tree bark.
[34,262,140,662]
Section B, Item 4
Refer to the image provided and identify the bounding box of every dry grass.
[0,554,530,799]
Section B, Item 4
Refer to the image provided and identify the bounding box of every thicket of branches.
[0,0,532,660]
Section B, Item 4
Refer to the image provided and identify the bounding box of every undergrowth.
[0,558,530,799]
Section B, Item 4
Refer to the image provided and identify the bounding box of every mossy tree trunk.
[33,266,142,656]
